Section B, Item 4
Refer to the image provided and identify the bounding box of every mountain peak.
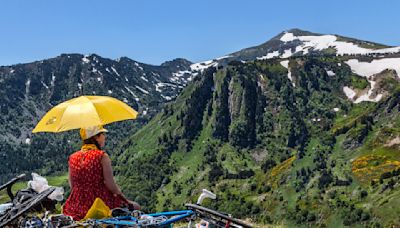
[161,58,192,67]
[223,28,400,62]
[284,28,319,36]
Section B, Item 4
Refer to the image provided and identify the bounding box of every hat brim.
[99,128,108,133]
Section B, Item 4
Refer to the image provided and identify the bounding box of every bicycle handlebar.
[0,173,26,200]
[186,203,253,228]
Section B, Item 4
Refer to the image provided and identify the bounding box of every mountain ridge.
[0,52,193,182]
[187,28,399,70]
[113,30,400,226]
[1,29,400,226]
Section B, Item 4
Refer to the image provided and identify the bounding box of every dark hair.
[83,133,103,150]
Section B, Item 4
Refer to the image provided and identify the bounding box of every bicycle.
[85,206,252,228]
[1,175,253,228]
[86,189,253,228]
[0,174,56,227]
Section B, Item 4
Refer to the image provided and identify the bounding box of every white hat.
[80,125,108,140]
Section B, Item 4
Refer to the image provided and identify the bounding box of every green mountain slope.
[115,56,400,227]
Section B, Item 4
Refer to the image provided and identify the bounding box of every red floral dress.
[63,145,127,220]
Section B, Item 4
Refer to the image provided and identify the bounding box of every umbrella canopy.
[32,96,138,133]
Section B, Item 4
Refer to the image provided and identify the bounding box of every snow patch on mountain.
[41,81,49,89]
[191,60,218,72]
[25,78,31,95]
[280,32,296,42]
[373,46,400,54]
[140,76,149,82]
[280,60,289,69]
[326,70,336,76]
[161,95,173,101]
[170,70,191,83]
[353,81,383,103]
[343,86,356,100]
[51,73,56,87]
[345,58,400,77]
[257,51,280,60]
[124,86,137,97]
[173,70,190,77]
[135,85,149,94]
[111,67,120,77]
[216,55,233,60]
[169,56,226,83]
[82,56,90,64]
[155,82,177,93]
[93,56,99,63]
[280,60,295,87]
[281,49,293,58]
[134,62,144,71]
[278,32,400,57]
[342,58,400,103]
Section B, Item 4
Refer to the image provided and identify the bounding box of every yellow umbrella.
[32,96,138,133]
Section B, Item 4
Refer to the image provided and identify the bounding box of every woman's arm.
[101,153,141,210]
[101,153,123,196]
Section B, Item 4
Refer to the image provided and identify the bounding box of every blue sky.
[0,0,399,66]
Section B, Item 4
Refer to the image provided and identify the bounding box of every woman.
[63,125,140,220]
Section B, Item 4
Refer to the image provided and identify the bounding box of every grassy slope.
[115,57,400,226]
[327,96,400,227]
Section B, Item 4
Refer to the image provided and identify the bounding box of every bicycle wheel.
[185,204,253,228]
[0,187,56,227]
